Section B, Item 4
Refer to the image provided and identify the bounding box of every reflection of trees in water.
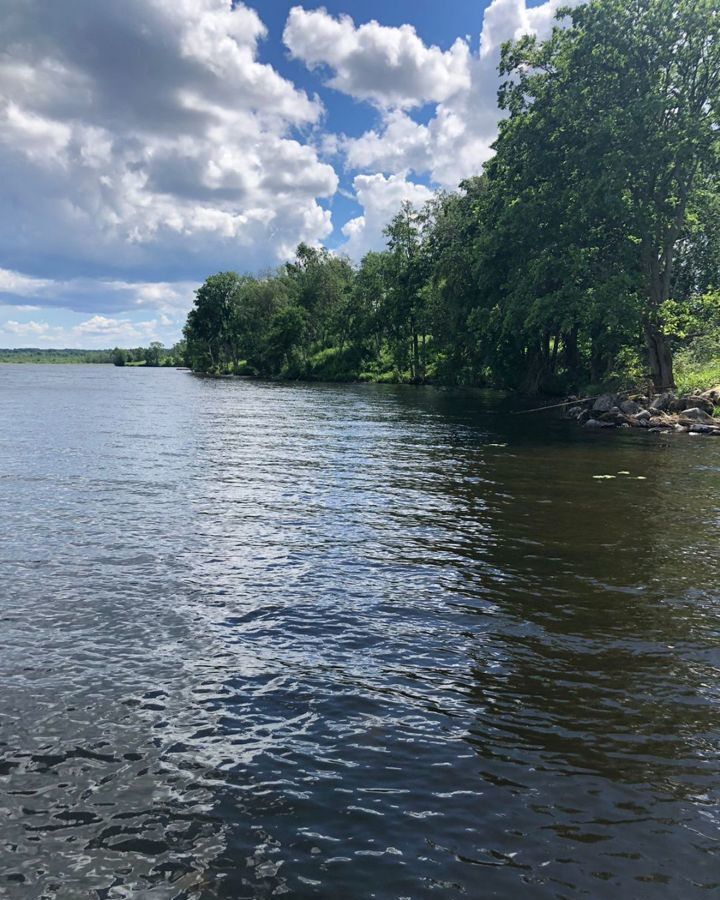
[386,386,720,794]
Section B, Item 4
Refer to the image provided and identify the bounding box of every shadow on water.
[0,370,719,898]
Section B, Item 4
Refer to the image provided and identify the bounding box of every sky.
[0,0,577,349]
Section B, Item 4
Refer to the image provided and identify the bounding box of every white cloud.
[284,6,471,108]
[0,0,337,282]
[331,0,582,188]
[3,320,54,338]
[341,173,434,261]
[0,267,197,317]
[0,313,167,349]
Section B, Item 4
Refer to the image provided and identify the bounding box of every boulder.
[576,409,591,425]
[635,409,651,421]
[584,418,610,428]
[619,399,641,416]
[648,416,674,429]
[680,407,713,422]
[699,386,720,406]
[673,424,689,433]
[689,424,718,435]
[592,393,617,413]
[649,392,675,412]
[566,405,582,419]
[690,396,715,415]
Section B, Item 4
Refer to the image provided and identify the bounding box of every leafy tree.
[111,347,127,367]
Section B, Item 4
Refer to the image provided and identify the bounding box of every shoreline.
[563,387,720,436]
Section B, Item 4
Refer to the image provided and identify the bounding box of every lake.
[1,364,719,899]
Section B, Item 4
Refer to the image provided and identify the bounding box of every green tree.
[496,0,720,390]
[111,347,127,367]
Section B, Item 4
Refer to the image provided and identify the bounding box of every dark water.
[1,365,719,899]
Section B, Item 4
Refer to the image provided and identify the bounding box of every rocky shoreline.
[565,386,720,435]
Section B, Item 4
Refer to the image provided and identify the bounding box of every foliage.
[182,0,720,395]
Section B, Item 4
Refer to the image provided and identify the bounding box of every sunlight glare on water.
[1,365,719,899]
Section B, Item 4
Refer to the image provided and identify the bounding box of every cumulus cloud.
[0,267,196,316]
[320,0,579,188]
[0,0,337,289]
[341,173,434,261]
[303,0,581,254]
[284,7,471,108]
[0,313,171,349]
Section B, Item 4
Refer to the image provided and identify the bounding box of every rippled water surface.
[1,365,719,899]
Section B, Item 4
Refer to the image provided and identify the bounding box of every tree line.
[183,0,720,394]
[111,343,184,367]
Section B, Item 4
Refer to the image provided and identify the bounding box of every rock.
[699,386,720,406]
[680,407,713,422]
[584,418,610,428]
[648,416,673,429]
[635,409,651,420]
[649,391,675,412]
[670,395,715,414]
[576,409,590,425]
[592,393,617,413]
[673,424,689,433]
[566,405,582,419]
[689,424,717,434]
[618,422,631,429]
[620,399,641,415]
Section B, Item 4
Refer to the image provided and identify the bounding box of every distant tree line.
[111,342,185,367]
[0,348,116,364]
[183,0,720,394]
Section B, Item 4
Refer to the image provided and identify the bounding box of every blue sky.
[0,0,574,348]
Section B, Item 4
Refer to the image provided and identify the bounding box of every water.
[1,365,719,899]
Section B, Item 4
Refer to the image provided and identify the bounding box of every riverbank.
[564,386,720,434]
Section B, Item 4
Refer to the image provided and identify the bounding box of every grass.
[674,357,720,395]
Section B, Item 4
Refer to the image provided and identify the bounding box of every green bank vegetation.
[183,0,720,395]
[0,348,115,364]
[0,344,185,366]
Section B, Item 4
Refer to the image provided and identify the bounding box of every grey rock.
[682,407,713,422]
[566,405,582,419]
[592,393,617,413]
[576,409,590,425]
[650,392,675,411]
[684,395,715,414]
[689,423,716,434]
[619,399,641,415]
[584,418,607,428]
[673,424,689,433]
[618,422,631,429]
[635,409,651,420]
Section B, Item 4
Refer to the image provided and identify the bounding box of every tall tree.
[496,0,720,390]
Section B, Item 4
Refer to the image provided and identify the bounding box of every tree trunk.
[644,322,675,392]
[562,325,581,386]
[412,328,420,382]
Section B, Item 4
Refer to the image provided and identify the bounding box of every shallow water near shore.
[1,364,719,899]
